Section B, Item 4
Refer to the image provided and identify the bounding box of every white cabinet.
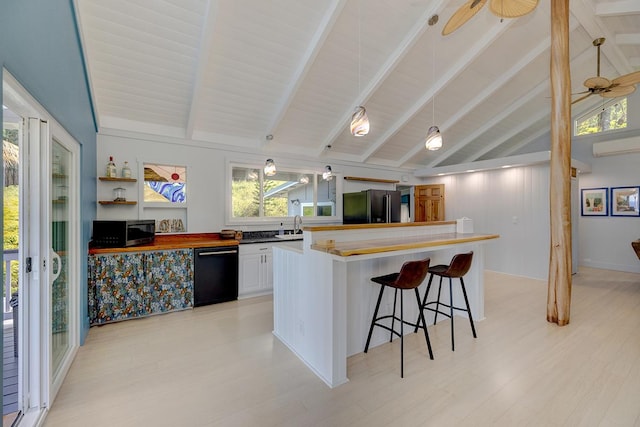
[239,244,273,297]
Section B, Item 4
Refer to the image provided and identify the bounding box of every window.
[575,98,627,136]
[230,164,337,221]
[143,163,187,204]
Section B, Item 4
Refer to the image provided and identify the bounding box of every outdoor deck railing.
[3,249,19,319]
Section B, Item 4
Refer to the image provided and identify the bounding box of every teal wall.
[0,0,97,347]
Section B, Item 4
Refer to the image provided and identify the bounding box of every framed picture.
[610,186,640,217]
[581,187,608,216]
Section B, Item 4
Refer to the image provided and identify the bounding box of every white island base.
[272,222,499,388]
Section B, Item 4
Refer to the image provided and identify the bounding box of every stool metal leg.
[390,288,399,343]
[364,284,385,353]
[414,288,434,360]
[434,276,444,324]
[449,278,455,351]
[415,273,435,332]
[459,277,477,338]
[400,290,404,378]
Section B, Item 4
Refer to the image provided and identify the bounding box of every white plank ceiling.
[75,0,640,173]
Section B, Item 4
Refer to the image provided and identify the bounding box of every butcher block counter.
[311,232,499,257]
[88,233,238,254]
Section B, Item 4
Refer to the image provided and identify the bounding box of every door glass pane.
[51,139,70,376]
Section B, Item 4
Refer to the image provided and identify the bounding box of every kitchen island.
[272,222,499,387]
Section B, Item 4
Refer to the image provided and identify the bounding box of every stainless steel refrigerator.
[343,189,401,224]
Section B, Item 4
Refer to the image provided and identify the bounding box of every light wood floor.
[43,267,640,427]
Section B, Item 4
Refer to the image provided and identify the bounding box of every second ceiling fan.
[572,37,640,105]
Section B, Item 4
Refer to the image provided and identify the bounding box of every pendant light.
[350,0,369,137]
[425,15,443,151]
[322,165,333,181]
[264,158,276,176]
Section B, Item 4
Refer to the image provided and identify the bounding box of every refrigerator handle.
[385,194,391,223]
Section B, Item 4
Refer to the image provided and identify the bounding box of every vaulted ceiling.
[75,0,640,174]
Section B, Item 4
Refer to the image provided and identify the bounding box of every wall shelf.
[99,177,137,182]
[98,201,137,206]
[343,176,400,184]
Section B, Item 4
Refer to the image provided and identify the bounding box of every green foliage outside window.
[575,98,627,136]
[3,185,20,295]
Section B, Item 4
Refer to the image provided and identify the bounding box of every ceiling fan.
[572,37,640,105]
[442,0,538,36]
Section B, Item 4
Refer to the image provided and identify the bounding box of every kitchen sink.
[275,234,303,240]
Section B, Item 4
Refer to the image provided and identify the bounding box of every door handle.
[51,250,61,282]
[198,250,238,256]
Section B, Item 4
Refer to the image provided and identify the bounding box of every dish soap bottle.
[106,156,117,178]
[121,161,131,178]
[279,222,284,235]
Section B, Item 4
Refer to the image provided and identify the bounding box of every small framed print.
[610,186,640,217]
[581,188,608,216]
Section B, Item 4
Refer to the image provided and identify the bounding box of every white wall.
[424,165,552,280]
[96,131,420,233]
[578,152,640,273]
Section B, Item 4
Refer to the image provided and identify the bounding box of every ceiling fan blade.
[600,84,636,98]
[489,0,538,18]
[571,92,594,105]
[442,0,487,36]
[584,76,611,89]
[612,70,640,87]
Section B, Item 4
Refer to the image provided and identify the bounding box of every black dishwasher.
[194,246,239,307]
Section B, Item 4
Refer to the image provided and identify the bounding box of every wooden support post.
[547,0,572,326]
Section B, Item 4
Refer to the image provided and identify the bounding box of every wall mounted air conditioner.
[592,137,640,157]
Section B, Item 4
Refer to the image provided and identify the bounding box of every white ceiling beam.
[423,43,594,167]
[615,33,640,45]
[364,19,516,164]
[73,0,100,131]
[595,0,640,16]
[463,105,549,162]
[570,0,633,76]
[315,0,449,157]
[264,0,347,144]
[184,0,218,140]
[500,126,550,158]
[395,27,563,169]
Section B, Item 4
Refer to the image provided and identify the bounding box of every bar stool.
[415,251,476,351]
[364,258,434,378]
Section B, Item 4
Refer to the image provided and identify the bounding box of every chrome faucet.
[293,215,302,234]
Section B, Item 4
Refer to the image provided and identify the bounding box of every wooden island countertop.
[302,221,455,232]
[310,232,499,257]
[88,233,238,255]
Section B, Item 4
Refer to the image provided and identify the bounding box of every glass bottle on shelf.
[121,161,131,178]
[106,156,117,178]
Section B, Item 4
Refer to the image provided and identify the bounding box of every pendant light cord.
[358,0,361,99]
[432,24,436,125]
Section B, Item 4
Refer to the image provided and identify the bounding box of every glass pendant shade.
[264,158,276,176]
[350,106,370,136]
[322,165,333,181]
[425,126,443,151]
[299,174,309,184]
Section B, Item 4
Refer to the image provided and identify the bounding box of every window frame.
[226,161,342,226]
[574,97,628,137]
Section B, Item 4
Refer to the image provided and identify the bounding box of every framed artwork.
[581,187,608,216]
[610,186,640,217]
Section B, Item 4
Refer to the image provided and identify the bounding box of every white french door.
[4,71,80,426]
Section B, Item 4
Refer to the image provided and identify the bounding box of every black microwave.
[92,220,156,248]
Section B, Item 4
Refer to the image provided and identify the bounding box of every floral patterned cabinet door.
[89,252,147,324]
[145,249,194,313]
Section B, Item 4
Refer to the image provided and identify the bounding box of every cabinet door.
[92,252,146,324]
[146,249,194,313]
[262,251,273,291]
[239,252,264,296]
[239,244,272,297]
